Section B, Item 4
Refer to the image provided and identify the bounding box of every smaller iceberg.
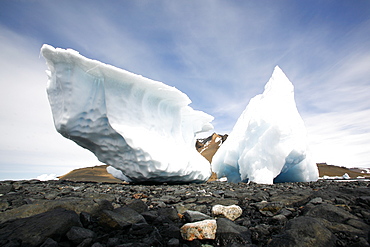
[41,45,213,184]
[211,66,319,184]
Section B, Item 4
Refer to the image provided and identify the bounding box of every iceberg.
[41,45,213,184]
[211,66,319,184]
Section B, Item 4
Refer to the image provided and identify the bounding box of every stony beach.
[1,179,369,247]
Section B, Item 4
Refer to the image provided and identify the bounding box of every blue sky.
[0,1,369,180]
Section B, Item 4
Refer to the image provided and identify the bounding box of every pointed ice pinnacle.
[41,45,213,184]
[211,66,319,184]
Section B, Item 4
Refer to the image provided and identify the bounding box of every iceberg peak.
[211,66,318,184]
[263,66,294,97]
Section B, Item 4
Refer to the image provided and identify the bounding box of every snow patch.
[36,174,58,181]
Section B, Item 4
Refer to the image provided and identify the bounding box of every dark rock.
[0,184,13,194]
[40,238,58,247]
[0,208,81,247]
[91,242,104,247]
[184,210,212,222]
[159,195,181,204]
[99,207,146,229]
[358,196,370,207]
[278,208,293,218]
[141,210,158,223]
[66,226,95,244]
[76,237,93,247]
[268,216,337,247]
[270,190,312,207]
[250,224,270,242]
[270,214,288,225]
[0,198,112,224]
[167,237,180,247]
[335,197,348,205]
[0,200,9,211]
[107,238,120,247]
[157,207,179,222]
[309,197,323,205]
[159,224,181,239]
[126,199,148,213]
[80,212,93,228]
[129,223,154,236]
[216,218,252,246]
[142,227,163,246]
[305,203,359,223]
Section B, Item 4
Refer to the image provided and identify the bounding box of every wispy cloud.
[0,25,104,180]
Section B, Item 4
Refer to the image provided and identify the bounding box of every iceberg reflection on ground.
[211,66,319,184]
[41,44,214,184]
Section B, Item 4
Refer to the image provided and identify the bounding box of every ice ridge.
[41,44,213,183]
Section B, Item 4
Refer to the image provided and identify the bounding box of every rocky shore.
[1,179,369,247]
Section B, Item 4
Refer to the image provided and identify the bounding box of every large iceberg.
[211,66,319,184]
[41,45,213,184]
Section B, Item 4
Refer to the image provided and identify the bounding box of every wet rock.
[66,226,95,244]
[157,207,180,222]
[106,237,120,247]
[0,200,9,211]
[250,224,270,242]
[77,238,93,247]
[167,237,180,247]
[129,223,154,236]
[270,214,288,225]
[159,195,181,204]
[0,208,81,247]
[309,197,323,205]
[40,238,58,247]
[159,224,181,239]
[80,212,93,228]
[126,199,148,213]
[91,242,104,247]
[141,210,158,223]
[305,203,359,223]
[268,216,338,247]
[0,198,112,224]
[270,190,312,207]
[216,218,251,246]
[0,184,13,194]
[212,204,242,221]
[99,206,146,229]
[358,196,370,207]
[180,219,217,241]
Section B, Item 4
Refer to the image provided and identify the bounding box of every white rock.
[211,66,319,184]
[41,45,213,184]
[212,204,242,221]
[180,219,217,241]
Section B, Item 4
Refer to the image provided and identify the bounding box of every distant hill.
[195,133,228,162]
[317,163,368,178]
[58,165,127,183]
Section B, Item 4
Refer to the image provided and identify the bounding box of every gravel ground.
[0,179,369,246]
